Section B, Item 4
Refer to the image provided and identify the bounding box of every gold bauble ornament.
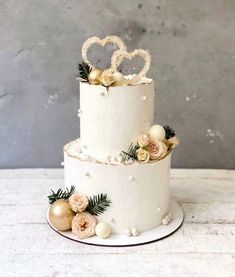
[88,68,103,85]
[49,199,75,231]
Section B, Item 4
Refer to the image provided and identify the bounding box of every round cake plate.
[47,200,184,247]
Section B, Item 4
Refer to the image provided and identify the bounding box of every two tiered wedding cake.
[48,35,180,242]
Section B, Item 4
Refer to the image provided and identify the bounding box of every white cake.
[79,81,154,162]
[63,36,179,238]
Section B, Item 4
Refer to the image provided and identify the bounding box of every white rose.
[167,136,180,149]
[100,71,115,87]
[148,140,167,160]
[69,194,89,213]
[72,212,97,239]
[137,134,150,148]
[136,148,150,163]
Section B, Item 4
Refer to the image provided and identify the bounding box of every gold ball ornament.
[49,199,75,231]
[88,68,103,85]
[95,222,111,239]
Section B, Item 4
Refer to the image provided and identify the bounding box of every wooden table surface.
[0,169,234,277]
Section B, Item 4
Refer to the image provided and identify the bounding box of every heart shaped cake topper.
[111,49,151,85]
[81,36,126,68]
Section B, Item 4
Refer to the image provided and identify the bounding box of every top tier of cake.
[79,81,155,162]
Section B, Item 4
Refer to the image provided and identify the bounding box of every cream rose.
[148,140,167,160]
[69,194,89,213]
[72,212,97,239]
[100,70,115,87]
[136,148,150,163]
[168,136,180,149]
[137,134,150,148]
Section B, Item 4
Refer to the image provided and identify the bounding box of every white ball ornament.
[161,218,169,225]
[168,213,173,220]
[95,222,111,239]
[149,125,166,142]
[125,229,132,237]
[131,228,139,236]
[165,215,171,221]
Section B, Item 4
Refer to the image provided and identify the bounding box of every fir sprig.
[78,61,92,82]
[47,185,76,205]
[86,194,111,216]
[122,143,139,161]
[164,126,176,139]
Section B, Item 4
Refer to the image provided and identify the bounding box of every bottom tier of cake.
[63,140,172,235]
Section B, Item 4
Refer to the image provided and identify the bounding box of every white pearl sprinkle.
[129,176,134,180]
[85,172,90,177]
[61,162,64,167]
[162,218,168,225]
[111,156,118,163]
[125,229,132,237]
[106,155,111,162]
[165,215,171,221]
[157,207,161,212]
[131,228,139,236]
[117,156,123,163]
[77,109,82,117]
[142,96,147,100]
[168,213,173,220]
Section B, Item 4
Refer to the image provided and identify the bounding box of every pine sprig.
[47,185,76,205]
[164,125,176,139]
[122,143,139,161]
[86,194,111,216]
[78,61,92,82]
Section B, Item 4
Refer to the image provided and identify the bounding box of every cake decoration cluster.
[122,124,180,163]
[78,35,151,87]
[48,186,112,239]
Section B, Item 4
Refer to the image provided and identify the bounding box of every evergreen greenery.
[122,143,139,161]
[78,61,92,82]
[48,185,75,205]
[86,194,111,216]
[164,125,176,139]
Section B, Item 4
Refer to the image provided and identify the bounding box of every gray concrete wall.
[0,0,234,169]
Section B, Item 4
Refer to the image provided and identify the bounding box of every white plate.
[47,200,184,247]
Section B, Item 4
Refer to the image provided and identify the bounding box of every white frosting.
[124,74,153,85]
[80,81,155,162]
[64,140,171,234]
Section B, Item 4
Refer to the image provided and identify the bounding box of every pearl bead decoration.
[161,218,168,225]
[131,228,139,236]
[161,213,173,226]
[125,229,132,237]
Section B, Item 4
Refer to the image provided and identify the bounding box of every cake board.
[47,200,184,247]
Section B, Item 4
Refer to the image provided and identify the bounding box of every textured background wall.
[0,0,234,169]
